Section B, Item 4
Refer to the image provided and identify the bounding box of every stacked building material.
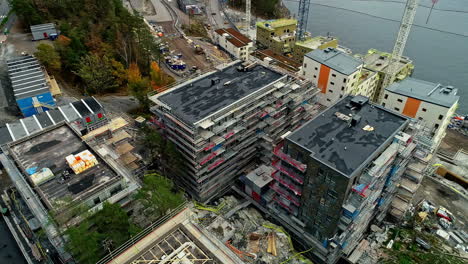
[65,150,98,174]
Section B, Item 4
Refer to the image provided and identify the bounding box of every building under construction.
[0,98,140,262]
[149,61,320,202]
[240,95,428,263]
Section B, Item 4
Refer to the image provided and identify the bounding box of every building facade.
[214,28,253,61]
[257,95,414,263]
[382,78,459,148]
[256,19,297,54]
[150,61,320,202]
[301,48,363,107]
[361,49,414,103]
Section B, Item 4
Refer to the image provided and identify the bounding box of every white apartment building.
[382,78,459,147]
[214,28,253,61]
[301,48,363,106]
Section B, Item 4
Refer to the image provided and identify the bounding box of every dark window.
[93,197,101,205]
[110,185,122,196]
[340,95,343,98]
[332,74,336,77]
[304,63,307,68]
[384,94,388,99]
[313,75,317,78]
[343,78,347,83]
[341,86,345,91]
[327,98,331,102]
[271,32,274,36]
[438,114,443,120]
[329,89,333,93]
[330,82,335,85]
[418,117,423,120]
[435,124,440,129]
[394,107,400,111]
[353,75,357,79]
[397,99,403,103]
[315,67,318,70]
[422,108,427,112]
[382,102,386,107]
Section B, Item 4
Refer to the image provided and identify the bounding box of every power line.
[285,0,468,13]
[283,0,468,38]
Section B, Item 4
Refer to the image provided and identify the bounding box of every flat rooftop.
[305,48,362,75]
[155,62,283,125]
[256,19,297,30]
[386,78,459,108]
[288,95,408,177]
[253,49,301,72]
[295,36,337,50]
[9,125,120,210]
[363,49,412,72]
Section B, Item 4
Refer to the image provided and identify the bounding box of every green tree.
[65,220,102,264]
[34,43,62,72]
[93,202,140,247]
[142,127,164,161]
[135,173,184,217]
[75,54,119,94]
[9,0,42,25]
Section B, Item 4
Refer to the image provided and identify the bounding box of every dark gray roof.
[158,62,283,124]
[0,97,103,146]
[288,95,408,177]
[305,48,362,75]
[385,78,459,108]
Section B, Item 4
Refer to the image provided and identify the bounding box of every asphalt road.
[207,0,226,28]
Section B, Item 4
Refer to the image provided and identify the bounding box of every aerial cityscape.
[0,0,466,264]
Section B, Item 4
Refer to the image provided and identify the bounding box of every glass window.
[332,74,336,77]
[438,114,443,120]
[384,94,388,99]
[397,99,403,103]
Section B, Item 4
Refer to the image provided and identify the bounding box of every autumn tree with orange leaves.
[150,62,175,93]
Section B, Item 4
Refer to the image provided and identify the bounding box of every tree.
[127,63,151,109]
[34,43,61,72]
[135,173,184,218]
[9,0,42,25]
[150,61,174,93]
[142,126,164,161]
[93,202,140,247]
[75,54,119,94]
[65,220,102,264]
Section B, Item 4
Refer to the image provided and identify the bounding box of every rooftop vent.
[349,95,369,109]
[211,77,220,86]
[351,115,361,126]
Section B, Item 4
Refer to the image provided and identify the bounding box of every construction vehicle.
[194,45,205,55]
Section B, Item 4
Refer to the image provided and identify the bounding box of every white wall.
[301,56,361,107]
[215,33,253,61]
[382,91,458,145]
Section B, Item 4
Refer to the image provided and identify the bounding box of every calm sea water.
[283,0,468,113]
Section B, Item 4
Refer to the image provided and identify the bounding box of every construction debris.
[192,196,312,264]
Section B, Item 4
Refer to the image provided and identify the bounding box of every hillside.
[227,0,289,19]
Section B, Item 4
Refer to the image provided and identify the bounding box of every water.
[283,0,468,113]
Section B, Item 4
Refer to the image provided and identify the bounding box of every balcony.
[272,196,298,215]
[271,159,304,184]
[273,144,307,172]
[270,182,300,206]
[271,170,302,196]
[208,158,225,171]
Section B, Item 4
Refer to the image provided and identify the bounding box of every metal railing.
[96,202,189,264]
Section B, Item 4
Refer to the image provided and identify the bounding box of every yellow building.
[256,19,297,54]
[292,36,338,62]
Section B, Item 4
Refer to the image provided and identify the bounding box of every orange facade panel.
[318,65,330,94]
[402,97,421,118]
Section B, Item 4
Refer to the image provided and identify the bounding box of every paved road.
[207,0,226,29]
[149,0,172,22]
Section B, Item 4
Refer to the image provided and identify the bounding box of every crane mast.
[379,0,420,103]
[246,0,251,31]
[296,0,311,41]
